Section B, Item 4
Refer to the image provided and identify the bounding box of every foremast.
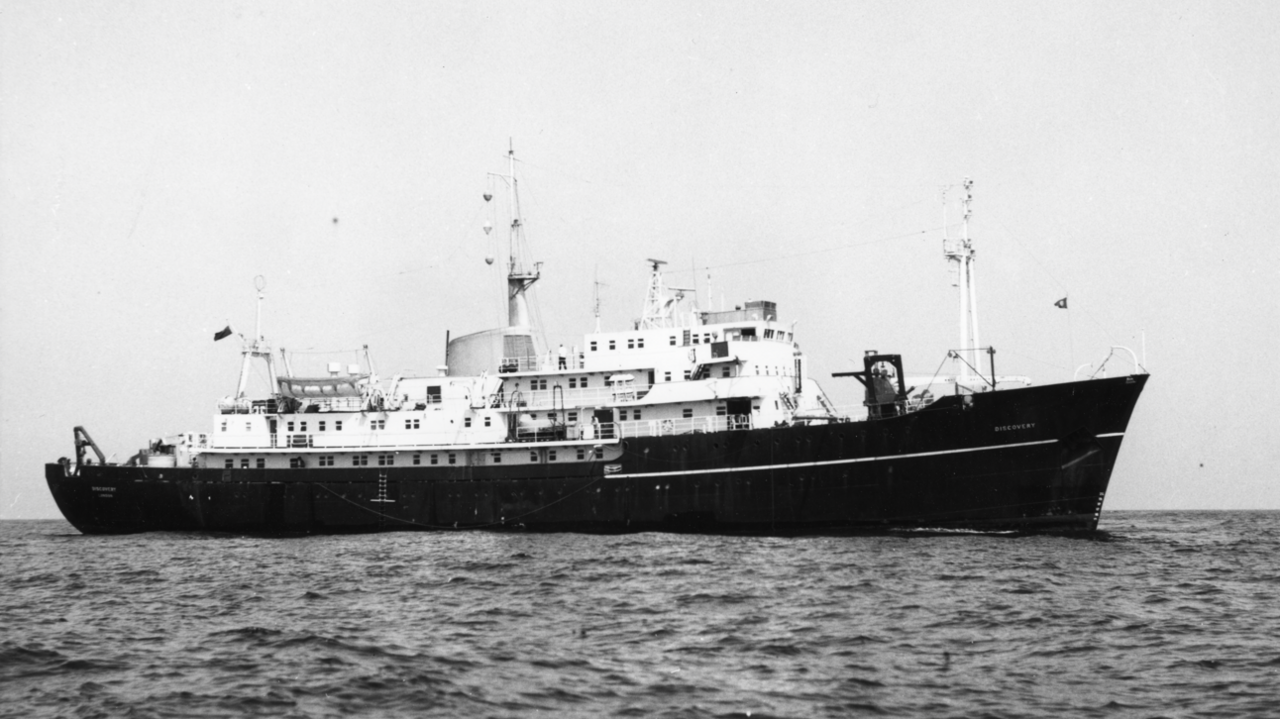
[944,178,982,391]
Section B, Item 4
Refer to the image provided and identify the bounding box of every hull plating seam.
[609,435,1123,480]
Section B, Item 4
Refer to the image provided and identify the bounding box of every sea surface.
[2,512,1279,719]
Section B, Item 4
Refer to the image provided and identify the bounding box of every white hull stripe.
[611,433,1126,480]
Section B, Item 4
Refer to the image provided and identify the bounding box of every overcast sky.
[3,0,1278,519]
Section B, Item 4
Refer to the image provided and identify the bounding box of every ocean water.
[2,512,1279,719]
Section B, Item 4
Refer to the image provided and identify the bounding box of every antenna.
[593,265,607,333]
[942,178,981,391]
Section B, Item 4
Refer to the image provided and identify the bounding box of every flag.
[214,325,233,341]
[1054,297,1068,309]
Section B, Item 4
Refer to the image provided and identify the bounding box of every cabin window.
[464,417,472,428]
[722,365,731,378]
[683,408,694,419]
[530,451,539,462]
[220,421,227,432]
[447,453,457,465]
[683,370,692,380]
[319,421,326,432]
[224,459,233,468]
[353,455,368,466]
[372,420,386,430]
[764,329,774,339]
[692,334,700,344]
[299,421,307,432]
[427,385,442,403]
[405,418,420,430]
[577,448,586,460]
[638,338,645,348]
[256,458,265,469]
[590,341,597,352]
[664,371,672,382]
[568,411,578,423]
[716,405,727,416]
[240,459,249,469]
[682,330,691,345]
[580,377,589,388]
[633,409,642,420]
[492,452,502,464]
[669,335,677,346]
[319,455,334,467]
[549,450,557,461]
[619,409,628,421]
[569,378,577,388]
[412,453,421,465]
[378,454,394,466]
[595,447,604,459]
[287,421,295,432]
[244,422,252,432]
[290,457,304,468]
[627,339,634,349]
[335,421,343,431]
[483,416,492,428]
[430,453,438,465]
[609,340,616,350]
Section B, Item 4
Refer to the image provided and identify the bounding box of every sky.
[2,0,1278,519]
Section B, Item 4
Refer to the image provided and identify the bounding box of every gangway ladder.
[371,471,395,504]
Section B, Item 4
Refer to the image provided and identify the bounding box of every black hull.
[46,375,1147,536]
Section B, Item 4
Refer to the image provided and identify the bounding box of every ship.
[46,151,1147,536]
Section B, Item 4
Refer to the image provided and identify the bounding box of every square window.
[638,338,645,348]
[692,335,700,344]
[319,421,326,432]
[581,378,589,388]
[530,451,538,462]
[447,453,457,465]
[287,421,295,432]
[224,459,233,469]
[300,421,307,432]
[683,408,694,419]
[492,452,502,463]
[353,455,368,466]
[549,450,557,461]
[590,341,597,352]
[240,459,249,469]
[245,422,251,431]
[634,409,642,420]
[619,409,628,421]
[378,454,394,466]
[627,339,634,349]
[664,372,672,382]
[608,340,616,350]
[576,448,586,460]
[683,370,692,380]
[569,378,577,389]
[336,421,343,431]
[413,454,421,465]
[430,454,439,465]
[594,447,604,459]
[405,420,412,430]
[669,335,676,346]
[256,458,265,469]
[465,417,472,428]
[716,405,727,416]
[484,416,491,427]
[319,455,334,467]
[722,365,731,378]
[220,421,227,432]
[568,411,578,423]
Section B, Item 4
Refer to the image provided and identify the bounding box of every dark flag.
[213,325,233,341]
[1054,297,1068,309]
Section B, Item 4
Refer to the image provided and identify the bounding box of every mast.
[234,275,278,398]
[943,178,980,391]
[491,140,541,328]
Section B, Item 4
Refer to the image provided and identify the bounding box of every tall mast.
[490,140,540,328]
[944,178,980,391]
[235,275,278,398]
